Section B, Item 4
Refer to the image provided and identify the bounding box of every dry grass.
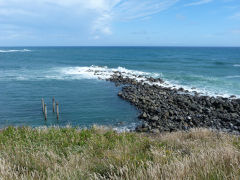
[0,126,239,180]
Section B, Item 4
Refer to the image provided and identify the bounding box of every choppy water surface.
[0,47,239,130]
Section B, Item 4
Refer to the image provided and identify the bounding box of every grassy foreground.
[0,126,239,179]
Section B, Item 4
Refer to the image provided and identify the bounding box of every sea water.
[0,47,239,130]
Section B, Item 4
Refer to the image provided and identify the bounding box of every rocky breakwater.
[107,72,240,134]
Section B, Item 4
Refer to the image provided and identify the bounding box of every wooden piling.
[44,104,47,120]
[41,98,44,113]
[52,97,55,112]
[56,102,59,120]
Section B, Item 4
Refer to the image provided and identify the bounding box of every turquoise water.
[0,47,240,129]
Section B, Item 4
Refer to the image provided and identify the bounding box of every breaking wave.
[225,75,240,79]
[0,49,31,53]
[1,65,239,98]
[59,66,160,80]
[58,66,239,98]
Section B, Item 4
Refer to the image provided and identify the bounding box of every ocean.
[0,47,240,130]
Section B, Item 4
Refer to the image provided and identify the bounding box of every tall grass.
[0,126,239,179]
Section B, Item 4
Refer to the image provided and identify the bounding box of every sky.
[0,0,240,46]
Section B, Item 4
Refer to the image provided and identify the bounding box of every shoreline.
[105,71,240,134]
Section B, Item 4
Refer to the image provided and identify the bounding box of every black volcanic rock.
[106,71,240,134]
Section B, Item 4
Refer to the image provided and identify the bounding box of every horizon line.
[1,45,240,48]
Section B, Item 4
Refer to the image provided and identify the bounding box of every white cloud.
[114,0,179,20]
[89,0,179,36]
[93,0,179,36]
[93,16,112,35]
[184,0,213,7]
[0,0,178,39]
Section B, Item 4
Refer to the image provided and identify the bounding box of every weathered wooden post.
[56,102,59,120]
[44,104,47,120]
[41,98,44,113]
[52,97,55,112]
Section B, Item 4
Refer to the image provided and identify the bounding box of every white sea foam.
[233,64,240,67]
[15,76,28,80]
[226,75,240,79]
[160,80,235,98]
[59,65,158,80]
[0,49,31,53]
[113,122,139,133]
[57,65,240,98]
[1,65,239,98]
[57,65,239,98]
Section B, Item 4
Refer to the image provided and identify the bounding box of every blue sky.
[0,0,240,46]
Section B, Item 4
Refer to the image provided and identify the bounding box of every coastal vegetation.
[0,126,239,179]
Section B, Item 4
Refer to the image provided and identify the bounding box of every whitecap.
[225,75,240,79]
[58,65,160,81]
[233,64,240,67]
[2,65,239,99]
[0,49,31,53]
[56,65,240,98]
